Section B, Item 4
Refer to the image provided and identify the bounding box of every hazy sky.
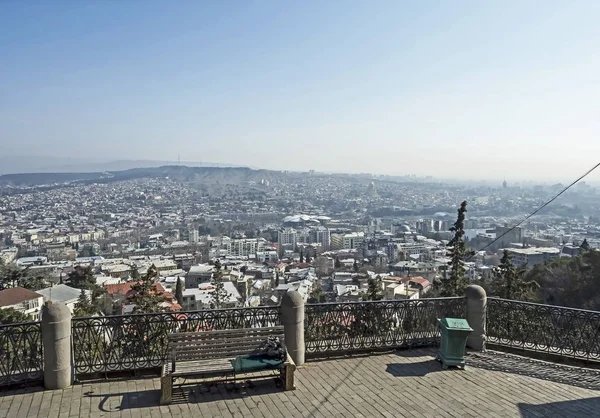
[1,1,599,182]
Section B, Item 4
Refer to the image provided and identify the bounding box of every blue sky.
[1,1,599,181]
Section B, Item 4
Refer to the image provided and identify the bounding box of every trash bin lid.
[438,317,473,331]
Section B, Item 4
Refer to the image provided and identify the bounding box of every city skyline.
[2,1,600,182]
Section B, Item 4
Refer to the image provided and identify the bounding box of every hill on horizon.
[0,156,243,175]
[0,165,287,187]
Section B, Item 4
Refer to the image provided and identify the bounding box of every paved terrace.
[2,349,600,418]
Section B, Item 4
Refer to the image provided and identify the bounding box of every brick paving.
[2,348,600,417]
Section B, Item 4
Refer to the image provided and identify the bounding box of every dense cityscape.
[1,165,599,321]
[3,1,600,415]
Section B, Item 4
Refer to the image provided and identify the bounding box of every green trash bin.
[436,318,473,370]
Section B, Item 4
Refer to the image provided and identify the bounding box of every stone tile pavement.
[2,348,600,417]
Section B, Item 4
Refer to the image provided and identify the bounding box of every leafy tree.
[0,307,30,324]
[19,273,47,291]
[438,201,472,297]
[490,250,539,301]
[524,249,600,310]
[73,289,96,317]
[310,281,327,303]
[126,264,164,313]
[130,267,140,281]
[67,265,94,289]
[210,259,231,309]
[299,249,304,263]
[67,265,105,302]
[175,277,184,305]
[334,256,341,269]
[366,275,383,300]
[0,264,47,291]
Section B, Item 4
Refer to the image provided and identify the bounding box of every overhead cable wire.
[467,161,600,259]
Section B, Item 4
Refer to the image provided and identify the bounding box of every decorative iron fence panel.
[487,298,600,361]
[72,306,280,376]
[0,321,43,387]
[305,297,466,355]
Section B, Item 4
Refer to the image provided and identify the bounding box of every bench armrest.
[281,349,296,391]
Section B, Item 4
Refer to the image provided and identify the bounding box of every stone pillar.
[281,291,305,366]
[41,302,72,389]
[465,285,486,351]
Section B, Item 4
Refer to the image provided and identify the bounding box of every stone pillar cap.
[41,302,71,322]
[281,291,304,308]
[465,284,486,299]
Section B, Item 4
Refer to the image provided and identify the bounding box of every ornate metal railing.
[72,306,280,376]
[0,321,43,387]
[487,298,600,362]
[304,297,466,355]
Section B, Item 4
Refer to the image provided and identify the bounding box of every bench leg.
[160,375,173,405]
[281,363,296,391]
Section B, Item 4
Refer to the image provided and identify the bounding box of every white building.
[311,227,331,249]
[0,287,44,320]
[256,250,279,263]
[226,238,265,258]
[278,228,298,249]
[343,232,365,249]
[186,264,214,288]
[16,256,48,267]
[189,229,200,244]
[505,247,561,268]
[384,282,419,300]
[181,282,241,310]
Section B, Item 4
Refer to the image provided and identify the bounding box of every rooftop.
[2,348,599,417]
[0,287,41,307]
[506,247,562,255]
[36,284,88,303]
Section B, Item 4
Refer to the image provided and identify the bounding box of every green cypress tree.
[210,259,231,309]
[580,238,591,252]
[175,277,184,305]
[439,201,472,297]
[73,289,95,317]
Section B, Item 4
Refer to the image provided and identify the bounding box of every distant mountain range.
[0,156,242,175]
[0,164,289,187]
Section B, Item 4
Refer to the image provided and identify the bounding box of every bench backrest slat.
[169,326,285,362]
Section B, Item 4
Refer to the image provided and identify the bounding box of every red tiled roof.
[409,276,431,287]
[0,287,42,307]
[295,262,311,269]
[104,281,167,296]
[104,282,135,295]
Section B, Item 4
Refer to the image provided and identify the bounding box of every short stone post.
[41,302,72,389]
[465,285,486,351]
[281,291,305,366]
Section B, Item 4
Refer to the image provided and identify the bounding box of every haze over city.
[5,2,600,416]
[2,1,600,182]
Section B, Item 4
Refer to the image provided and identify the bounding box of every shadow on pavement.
[83,375,284,411]
[518,397,600,418]
[467,350,600,391]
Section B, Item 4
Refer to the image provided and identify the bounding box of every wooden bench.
[160,326,296,404]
